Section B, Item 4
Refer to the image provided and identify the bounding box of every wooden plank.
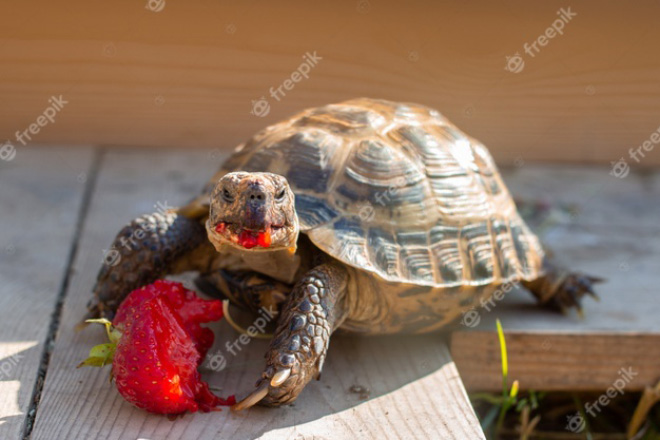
[451,166,660,392]
[31,150,484,440]
[0,147,93,439]
[1,1,660,165]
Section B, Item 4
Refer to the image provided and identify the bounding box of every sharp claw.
[585,287,600,301]
[232,382,269,411]
[270,368,291,387]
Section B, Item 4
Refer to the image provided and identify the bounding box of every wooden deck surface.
[1,147,485,440]
[1,147,657,439]
[451,165,660,392]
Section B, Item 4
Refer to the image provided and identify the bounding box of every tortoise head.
[206,172,299,252]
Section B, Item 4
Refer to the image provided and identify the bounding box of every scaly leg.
[85,210,209,320]
[522,258,603,315]
[233,263,349,410]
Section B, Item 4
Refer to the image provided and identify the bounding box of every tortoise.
[86,98,599,410]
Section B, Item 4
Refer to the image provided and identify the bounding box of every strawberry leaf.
[77,342,116,368]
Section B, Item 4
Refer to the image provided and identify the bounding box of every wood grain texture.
[0,147,93,439]
[29,150,484,440]
[1,1,660,166]
[451,166,660,392]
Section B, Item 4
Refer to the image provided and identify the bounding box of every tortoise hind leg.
[85,210,209,321]
[522,258,603,315]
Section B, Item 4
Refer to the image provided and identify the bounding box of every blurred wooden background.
[1,0,659,165]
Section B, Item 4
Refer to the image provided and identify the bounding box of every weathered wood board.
[29,150,484,440]
[452,165,660,392]
[0,147,93,439]
[8,149,659,439]
[2,1,660,165]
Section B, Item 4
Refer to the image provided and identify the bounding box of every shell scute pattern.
[208,98,543,287]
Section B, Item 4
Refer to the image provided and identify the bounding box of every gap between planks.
[0,147,95,440]
[21,148,103,439]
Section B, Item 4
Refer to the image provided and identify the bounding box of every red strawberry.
[80,280,235,415]
[112,280,222,358]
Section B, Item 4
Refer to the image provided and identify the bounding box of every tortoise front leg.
[233,263,349,410]
[84,210,209,320]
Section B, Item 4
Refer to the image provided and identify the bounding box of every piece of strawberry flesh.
[215,222,226,234]
[238,228,271,249]
[257,228,272,248]
[238,230,258,249]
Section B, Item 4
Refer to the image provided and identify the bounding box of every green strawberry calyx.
[77,318,122,368]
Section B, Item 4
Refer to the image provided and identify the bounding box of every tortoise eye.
[275,189,286,200]
[222,188,234,202]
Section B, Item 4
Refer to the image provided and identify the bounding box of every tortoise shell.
[196,98,544,288]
